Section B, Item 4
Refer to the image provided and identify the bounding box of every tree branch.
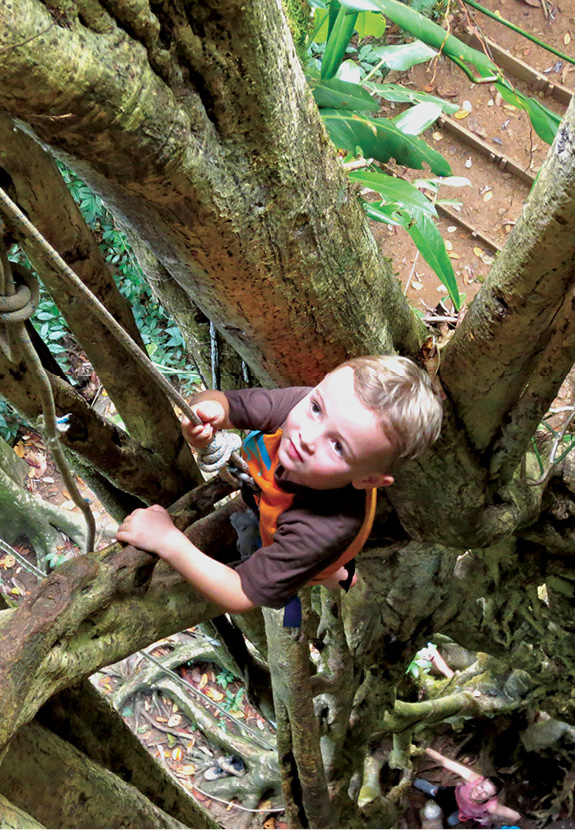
[441,96,575,452]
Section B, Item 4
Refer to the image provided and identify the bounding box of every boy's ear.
[352,472,394,490]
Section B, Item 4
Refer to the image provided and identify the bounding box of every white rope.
[197,431,243,474]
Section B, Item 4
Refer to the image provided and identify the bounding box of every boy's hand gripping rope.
[193,423,254,485]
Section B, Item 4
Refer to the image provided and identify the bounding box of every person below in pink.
[413,747,521,827]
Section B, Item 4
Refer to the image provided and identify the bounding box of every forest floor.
[3,0,575,827]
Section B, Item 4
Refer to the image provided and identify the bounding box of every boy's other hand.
[116,504,183,559]
[318,566,358,591]
[181,401,226,449]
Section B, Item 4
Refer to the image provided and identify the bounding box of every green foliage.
[307,0,558,306]
[0,167,198,443]
[352,170,467,309]
[339,0,559,142]
[322,109,451,174]
[0,398,23,444]
[406,642,436,679]
[363,81,458,113]
[223,685,245,713]
[46,549,69,569]
[216,668,236,690]
[321,3,359,78]
[59,165,199,395]
[495,80,561,145]
[307,0,465,301]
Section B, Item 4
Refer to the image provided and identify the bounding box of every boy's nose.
[299,426,319,452]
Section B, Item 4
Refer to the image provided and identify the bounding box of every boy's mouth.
[287,437,303,463]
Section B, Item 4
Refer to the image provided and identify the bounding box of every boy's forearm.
[159,528,255,613]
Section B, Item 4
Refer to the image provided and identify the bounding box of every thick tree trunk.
[441,97,575,463]
[1,721,187,829]
[1,0,422,388]
[37,680,216,828]
[2,2,575,828]
[126,231,248,390]
[0,794,44,829]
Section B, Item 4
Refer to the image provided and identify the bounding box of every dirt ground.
[372,0,574,316]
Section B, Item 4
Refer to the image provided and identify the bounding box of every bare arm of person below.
[424,748,482,783]
[116,391,353,610]
[425,748,521,824]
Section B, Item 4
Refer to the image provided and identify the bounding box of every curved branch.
[0,483,238,755]
[441,97,575,452]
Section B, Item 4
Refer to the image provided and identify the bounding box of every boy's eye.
[332,440,344,456]
[311,401,321,415]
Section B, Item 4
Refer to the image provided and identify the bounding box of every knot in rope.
[198,430,243,474]
[0,263,40,323]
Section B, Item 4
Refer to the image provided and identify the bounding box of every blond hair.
[337,355,442,469]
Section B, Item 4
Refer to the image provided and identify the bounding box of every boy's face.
[278,367,395,490]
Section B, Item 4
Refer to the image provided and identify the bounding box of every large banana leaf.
[339,0,498,79]
[323,110,451,175]
[348,170,438,214]
[392,102,443,135]
[322,5,359,79]
[355,10,387,37]
[495,81,560,145]
[310,75,379,110]
[363,81,459,114]
[403,212,460,309]
[368,40,437,71]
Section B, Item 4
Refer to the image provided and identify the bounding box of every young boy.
[116,356,442,615]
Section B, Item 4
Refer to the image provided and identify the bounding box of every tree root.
[109,635,281,810]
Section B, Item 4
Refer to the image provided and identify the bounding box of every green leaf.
[355,10,386,37]
[321,5,359,79]
[322,109,451,175]
[495,81,560,145]
[310,75,379,110]
[336,59,362,84]
[311,8,330,43]
[404,213,461,310]
[360,199,405,225]
[349,170,437,215]
[339,0,498,80]
[392,102,442,135]
[369,40,437,71]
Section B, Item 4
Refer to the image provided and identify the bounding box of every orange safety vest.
[242,428,376,583]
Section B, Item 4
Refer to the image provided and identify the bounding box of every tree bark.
[0,794,44,829]
[0,0,422,388]
[441,96,575,459]
[2,2,575,828]
[0,721,187,829]
[37,679,216,828]
[125,231,249,391]
[0,116,198,485]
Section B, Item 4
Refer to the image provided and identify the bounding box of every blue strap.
[282,596,302,628]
